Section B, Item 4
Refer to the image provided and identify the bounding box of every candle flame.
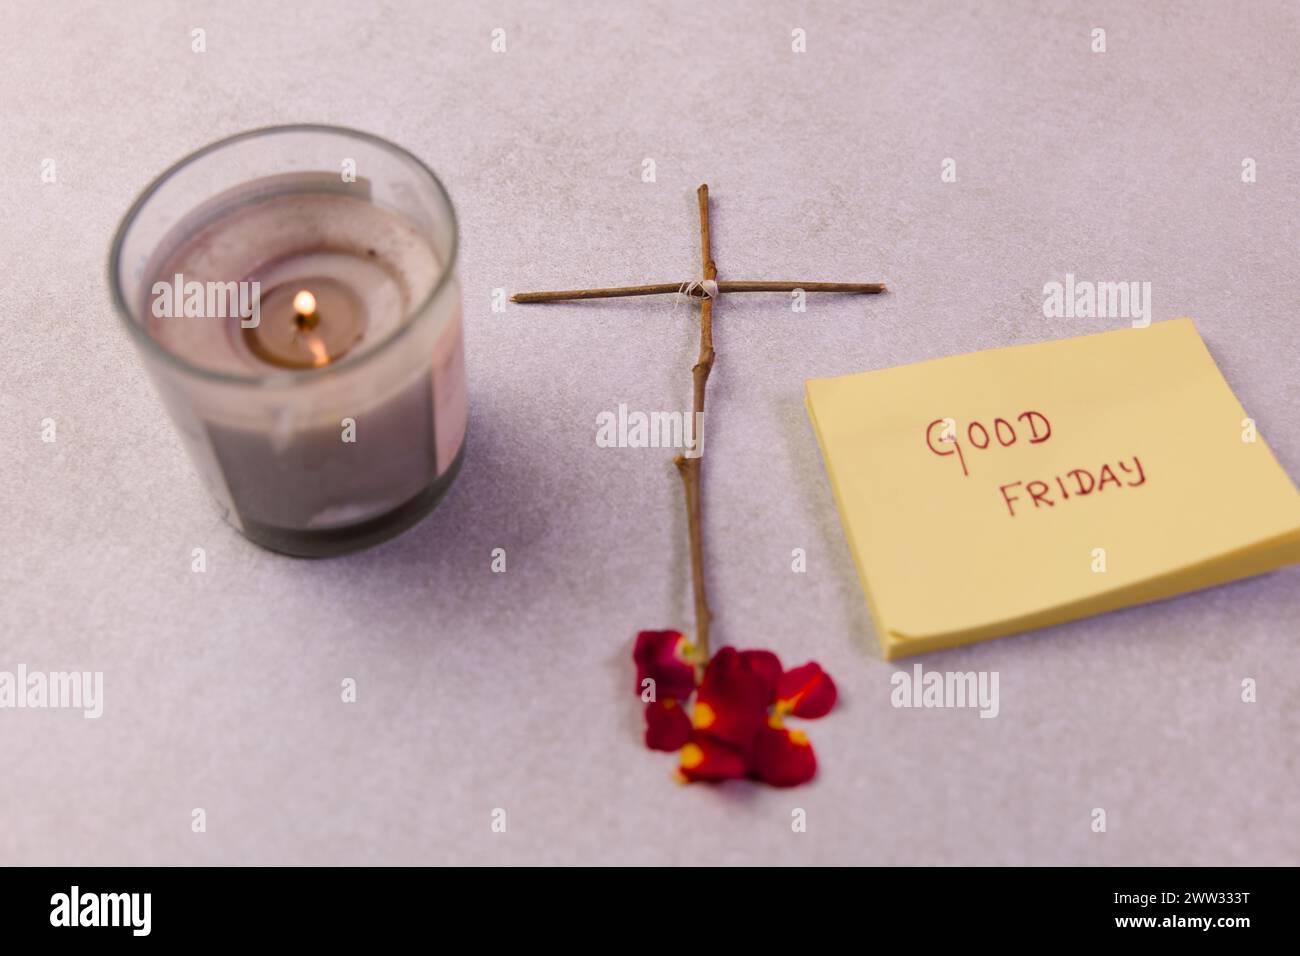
[293,289,317,316]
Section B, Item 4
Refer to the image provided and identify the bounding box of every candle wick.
[293,289,319,330]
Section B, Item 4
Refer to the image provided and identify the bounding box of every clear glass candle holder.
[110,125,466,557]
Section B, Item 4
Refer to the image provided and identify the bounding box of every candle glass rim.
[107,123,460,388]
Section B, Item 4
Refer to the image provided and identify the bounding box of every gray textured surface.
[1,0,1297,865]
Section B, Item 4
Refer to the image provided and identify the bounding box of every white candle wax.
[137,176,466,555]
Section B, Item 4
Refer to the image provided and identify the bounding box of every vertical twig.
[675,184,716,668]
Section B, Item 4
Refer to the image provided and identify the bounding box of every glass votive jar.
[109,125,466,557]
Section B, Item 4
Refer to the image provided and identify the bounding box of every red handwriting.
[927,410,1051,478]
[999,455,1147,517]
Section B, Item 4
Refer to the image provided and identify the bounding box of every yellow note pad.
[805,319,1300,659]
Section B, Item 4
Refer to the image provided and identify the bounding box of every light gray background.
[2,0,1297,865]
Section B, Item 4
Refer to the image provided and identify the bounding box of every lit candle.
[110,126,466,556]
[242,284,362,369]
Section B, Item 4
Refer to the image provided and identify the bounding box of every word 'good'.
[926,410,1052,476]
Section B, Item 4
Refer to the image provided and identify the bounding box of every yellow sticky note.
[805,318,1300,659]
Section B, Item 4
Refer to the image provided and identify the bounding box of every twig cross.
[512,185,886,667]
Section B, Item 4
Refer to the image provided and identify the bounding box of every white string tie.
[674,278,719,313]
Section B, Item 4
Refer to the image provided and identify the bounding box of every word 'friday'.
[1000,457,1147,517]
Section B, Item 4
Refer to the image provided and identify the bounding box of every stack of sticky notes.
[805,319,1300,659]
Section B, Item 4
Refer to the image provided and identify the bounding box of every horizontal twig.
[510,280,886,303]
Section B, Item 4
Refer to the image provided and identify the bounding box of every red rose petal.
[633,630,697,701]
[738,649,783,703]
[694,648,771,751]
[644,699,692,752]
[776,662,837,719]
[752,725,818,787]
[678,735,747,783]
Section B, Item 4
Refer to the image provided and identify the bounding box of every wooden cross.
[512,185,887,664]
